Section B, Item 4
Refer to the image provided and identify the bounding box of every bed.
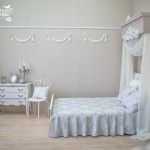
[49,97,137,137]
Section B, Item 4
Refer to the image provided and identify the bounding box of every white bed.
[49,97,137,137]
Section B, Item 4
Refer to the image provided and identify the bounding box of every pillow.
[32,87,49,100]
[121,90,139,113]
[129,73,141,88]
[129,78,141,87]
[134,73,141,80]
[117,86,137,103]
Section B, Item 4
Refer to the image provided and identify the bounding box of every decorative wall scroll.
[83,33,108,43]
[0,5,14,22]
[8,32,110,44]
[47,33,71,43]
[9,33,35,43]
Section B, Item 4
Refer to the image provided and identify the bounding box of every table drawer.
[0,99,26,106]
[0,93,26,99]
[0,87,26,93]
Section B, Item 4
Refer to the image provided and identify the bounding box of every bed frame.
[49,94,54,117]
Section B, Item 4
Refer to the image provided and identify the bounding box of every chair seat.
[28,98,46,102]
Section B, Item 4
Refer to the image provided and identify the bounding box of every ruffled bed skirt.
[49,113,137,137]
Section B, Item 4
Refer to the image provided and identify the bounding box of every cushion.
[32,86,49,100]
[129,78,141,88]
[121,90,139,113]
[129,73,141,88]
[117,86,137,103]
[134,73,141,80]
[28,98,45,102]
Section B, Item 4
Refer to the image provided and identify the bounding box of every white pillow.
[129,73,141,88]
[134,73,141,80]
[121,90,139,113]
[129,78,141,87]
[117,86,137,103]
[32,87,49,100]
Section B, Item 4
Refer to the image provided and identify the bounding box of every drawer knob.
[18,94,23,97]
[0,88,5,92]
[18,100,23,103]
[0,94,5,98]
[18,88,23,91]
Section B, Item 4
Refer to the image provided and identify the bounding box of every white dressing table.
[0,83,32,116]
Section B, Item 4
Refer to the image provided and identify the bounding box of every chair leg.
[27,101,29,119]
[46,101,49,117]
[29,102,32,114]
[33,103,36,115]
[48,103,49,117]
[38,102,40,119]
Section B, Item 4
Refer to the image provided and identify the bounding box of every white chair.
[27,78,50,119]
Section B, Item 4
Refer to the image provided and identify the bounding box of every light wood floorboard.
[0,113,149,150]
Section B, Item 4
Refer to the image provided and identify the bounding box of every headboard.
[121,12,150,35]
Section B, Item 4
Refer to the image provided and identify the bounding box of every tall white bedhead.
[120,12,150,141]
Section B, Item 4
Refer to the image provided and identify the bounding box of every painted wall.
[0,0,132,103]
[133,0,150,15]
[132,0,150,72]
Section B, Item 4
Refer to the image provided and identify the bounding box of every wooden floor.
[0,113,149,150]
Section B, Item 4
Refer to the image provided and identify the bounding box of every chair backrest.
[32,78,51,100]
[34,78,51,87]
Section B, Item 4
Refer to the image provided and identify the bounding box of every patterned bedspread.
[52,97,126,116]
[49,97,137,137]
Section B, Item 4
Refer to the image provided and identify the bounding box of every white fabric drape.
[119,43,134,92]
[120,36,143,92]
[120,33,150,141]
[124,38,143,56]
[137,33,150,140]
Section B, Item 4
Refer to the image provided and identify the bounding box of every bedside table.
[0,83,32,116]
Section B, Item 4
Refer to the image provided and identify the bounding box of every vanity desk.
[0,83,32,116]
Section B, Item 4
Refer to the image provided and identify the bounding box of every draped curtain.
[120,34,150,140]
[119,43,134,92]
[137,34,150,140]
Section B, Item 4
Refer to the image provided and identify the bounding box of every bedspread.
[49,97,137,137]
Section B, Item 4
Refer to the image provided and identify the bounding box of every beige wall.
[133,0,150,15]
[0,0,132,100]
[132,0,150,72]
